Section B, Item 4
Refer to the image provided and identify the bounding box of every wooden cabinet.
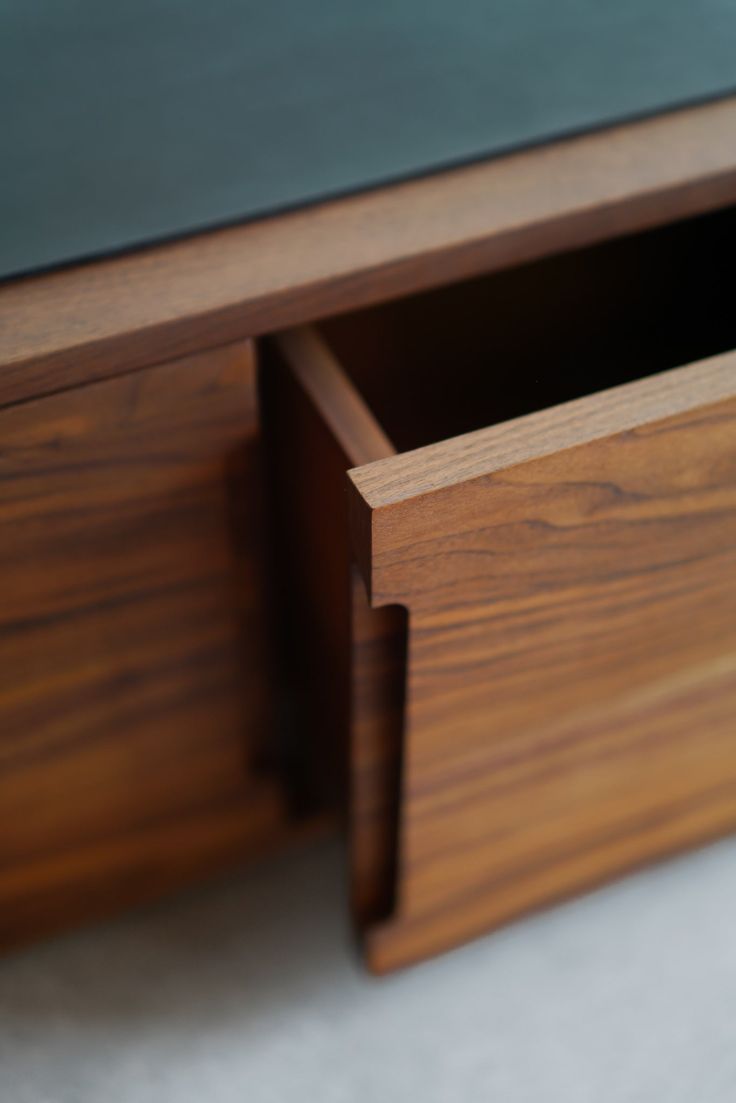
[268,208,736,970]
[2,97,736,972]
[0,341,290,946]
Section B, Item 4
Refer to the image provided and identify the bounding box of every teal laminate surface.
[2,0,736,280]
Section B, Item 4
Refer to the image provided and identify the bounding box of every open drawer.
[262,206,736,972]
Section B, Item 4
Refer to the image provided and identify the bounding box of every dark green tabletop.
[2,0,735,281]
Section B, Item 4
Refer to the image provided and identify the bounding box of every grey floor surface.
[1,835,735,1102]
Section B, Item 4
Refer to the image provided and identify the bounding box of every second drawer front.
[267,328,736,973]
[349,355,736,972]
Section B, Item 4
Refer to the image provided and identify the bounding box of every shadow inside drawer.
[321,204,736,454]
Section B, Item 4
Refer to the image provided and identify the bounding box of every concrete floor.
[1,835,735,1102]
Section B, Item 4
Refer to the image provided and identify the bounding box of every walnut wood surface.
[350,355,736,513]
[279,263,736,970]
[2,98,736,407]
[262,331,404,921]
[350,573,407,927]
[0,341,292,947]
[2,95,736,964]
[348,355,736,971]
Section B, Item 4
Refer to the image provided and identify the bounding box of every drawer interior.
[320,204,736,453]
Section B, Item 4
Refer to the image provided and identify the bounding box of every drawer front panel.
[0,341,287,946]
[349,355,736,970]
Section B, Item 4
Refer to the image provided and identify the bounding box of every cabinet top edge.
[1,97,736,408]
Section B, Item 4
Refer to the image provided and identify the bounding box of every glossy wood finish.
[2,98,736,406]
[349,355,736,970]
[0,341,291,947]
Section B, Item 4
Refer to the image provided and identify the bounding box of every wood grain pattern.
[350,355,736,514]
[349,571,407,926]
[0,341,292,947]
[2,97,736,406]
[348,356,736,971]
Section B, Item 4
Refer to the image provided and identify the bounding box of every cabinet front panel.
[0,342,287,946]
